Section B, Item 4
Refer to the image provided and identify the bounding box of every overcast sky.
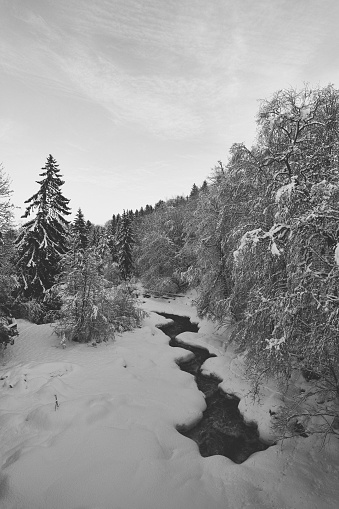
[1,0,339,225]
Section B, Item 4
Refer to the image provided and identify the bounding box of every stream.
[156,312,270,464]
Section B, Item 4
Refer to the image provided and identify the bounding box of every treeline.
[1,84,339,438]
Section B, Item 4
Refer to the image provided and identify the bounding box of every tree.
[116,210,134,280]
[55,248,114,343]
[72,208,88,250]
[145,204,153,215]
[0,164,13,234]
[88,224,106,249]
[0,166,18,349]
[135,200,189,293]
[107,214,119,264]
[183,176,232,320]
[15,155,71,299]
[225,85,339,438]
[200,180,208,193]
[189,183,199,199]
[55,246,144,343]
[0,229,18,309]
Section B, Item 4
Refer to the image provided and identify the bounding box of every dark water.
[156,312,271,464]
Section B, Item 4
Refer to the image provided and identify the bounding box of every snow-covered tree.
[0,165,17,312]
[200,180,208,193]
[116,210,134,280]
[189,183,199,199]
[183,178,231,320]
[223,85,339,438]
[72,208,88,251]
[0,164,13,233]
[55,248,114,343]
[135,200,189,293]
[55,247,144,343]
[0,229,18,309]
[15,155,71,299]
[107,214,119,264]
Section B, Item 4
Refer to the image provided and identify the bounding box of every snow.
[233,228,263,264]
[275,177,297,203]
[265,336,286,351]
[270,241,280,256]
[300,105,311,120]
[335,243,339,267]
[0,294,338,508]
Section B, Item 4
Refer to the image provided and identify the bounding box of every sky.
[1,0,339,225]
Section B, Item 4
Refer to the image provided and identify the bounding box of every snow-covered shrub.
[54,248,114,343]
[0,323,13,351]
[108,283,146,333]
[16,299,46,324]
[54,247,145,343]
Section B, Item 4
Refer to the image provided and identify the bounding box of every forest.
[1,84,339,441]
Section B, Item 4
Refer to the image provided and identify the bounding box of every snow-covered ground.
[0,293,338,509]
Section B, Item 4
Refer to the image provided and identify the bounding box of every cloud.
[67,163,156,189]
[2,0,338,145]
[1,0,246,140]
[57,48,208,139]
[0,119,17,142]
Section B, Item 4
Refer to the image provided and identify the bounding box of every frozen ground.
[0,293,338,509]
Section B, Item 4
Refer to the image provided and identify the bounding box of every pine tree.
[72,208,88,251]
[189,183,199,198]
[116,210,134,280]
[15,155,71,298]
[155,200,165,210]
[145,204,153,215]
[111,215,118,236]
[200,180,208,193]
[107,214,119,263]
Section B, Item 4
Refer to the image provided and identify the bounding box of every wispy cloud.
[0,119,17,142]
[0,1,246,140]
[1,0,339,145]
[58,49,208,139]
[67,163,156,189]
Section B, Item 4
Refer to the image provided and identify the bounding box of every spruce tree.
[107,214,118,263]
[111,214,118,236]
[116,210,134,280]
[189,183,199,198]
[200,180,208,193]
[72,208,88,251]
[15,155,71,298]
